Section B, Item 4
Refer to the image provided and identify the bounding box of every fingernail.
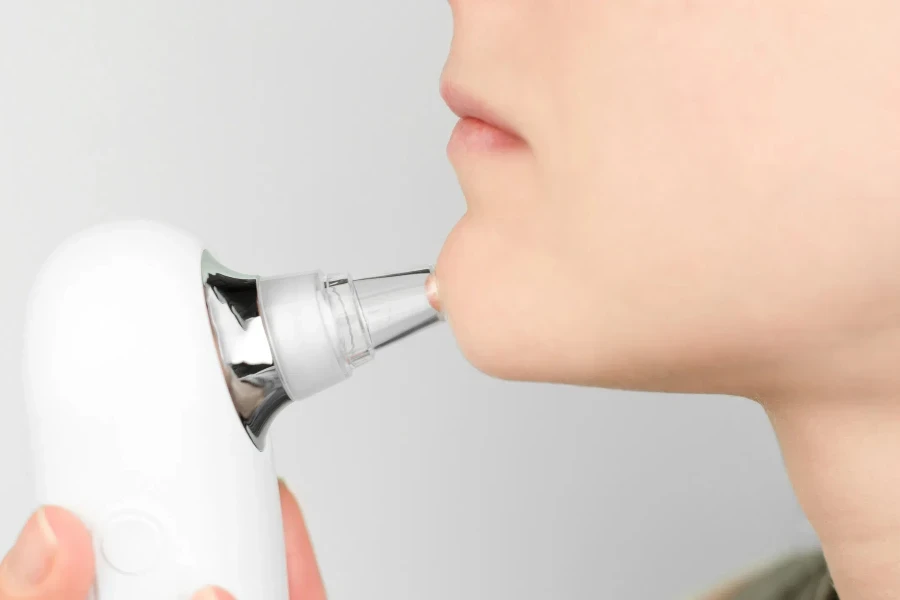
[425,273,442,314]
[0,508,58,591]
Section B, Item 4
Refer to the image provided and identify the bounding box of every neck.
[757,329,900,599]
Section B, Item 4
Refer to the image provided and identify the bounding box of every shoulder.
[702,551,837,600]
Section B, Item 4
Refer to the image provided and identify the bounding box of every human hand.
[0,479,325,599]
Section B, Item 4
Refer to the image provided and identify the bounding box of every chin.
[436,214,775,396]
[435,214,657,389]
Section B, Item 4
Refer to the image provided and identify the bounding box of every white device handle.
[22,219,443,598]
[23,222,289,598]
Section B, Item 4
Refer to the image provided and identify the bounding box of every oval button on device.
[100,513,164,575]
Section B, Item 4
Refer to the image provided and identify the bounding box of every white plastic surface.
[258,272,351,402]
[22,221,289,599]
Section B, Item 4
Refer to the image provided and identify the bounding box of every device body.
[23,222,289,598]
[22,219,442,598]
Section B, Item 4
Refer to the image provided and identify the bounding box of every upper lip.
[440,81,520,138]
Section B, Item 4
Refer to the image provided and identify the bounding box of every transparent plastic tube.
[322,268,444,366]
[205,257,444,449]
[257,266,443,410]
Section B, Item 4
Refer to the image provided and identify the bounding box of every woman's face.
[435,2,900,395]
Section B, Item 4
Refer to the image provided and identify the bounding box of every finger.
[0,506,95,599]
[192,586,236,600]
[279,479,327,600]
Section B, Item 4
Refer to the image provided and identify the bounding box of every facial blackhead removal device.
[21,220,444,598]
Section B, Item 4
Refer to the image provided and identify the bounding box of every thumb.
[0,507,95,599]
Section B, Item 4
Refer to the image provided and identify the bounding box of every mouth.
[440,81,526,154]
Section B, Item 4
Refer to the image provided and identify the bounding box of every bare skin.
[434,1,900,599]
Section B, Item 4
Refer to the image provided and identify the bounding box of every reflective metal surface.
[201,251,290,450]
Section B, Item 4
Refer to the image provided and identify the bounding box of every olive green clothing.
[728,552,837,600]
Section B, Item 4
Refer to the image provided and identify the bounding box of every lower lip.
[448,117,525,154]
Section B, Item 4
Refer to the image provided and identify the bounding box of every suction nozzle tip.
[352,267,444,350]
[320,266,444,368]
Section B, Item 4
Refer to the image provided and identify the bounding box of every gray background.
[0,2,819,598]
